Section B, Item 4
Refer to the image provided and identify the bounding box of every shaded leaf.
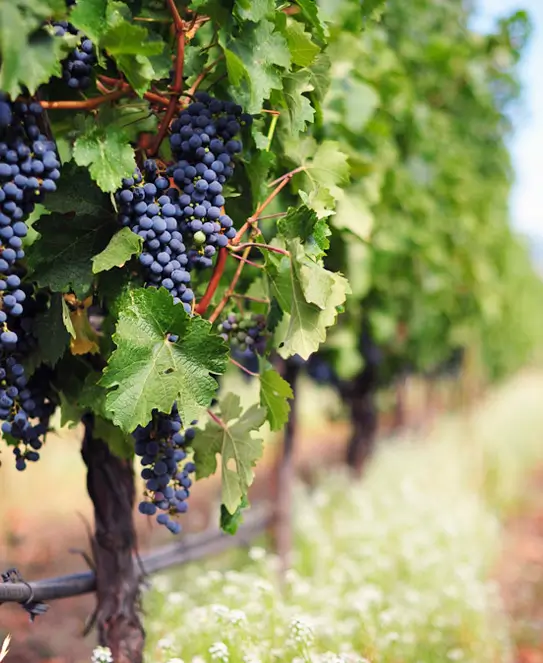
[92,227,142,274]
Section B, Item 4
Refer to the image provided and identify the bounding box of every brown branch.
[230,242,290,257]
[194,246,228,316]
[187,55,225,95]
[228,253,265,269]
[98,76,171,107]
[230,357,260,377]
[39,90,126,111]
[234,176,293,244]
[208,246,252,324]
[150,3,186,155]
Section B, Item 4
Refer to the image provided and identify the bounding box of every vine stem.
[98,76,171,107]
[229,357,260,377]
[40,89,126,110]
[229,242,290,257]
[231,293,270,304]
[228,253,265,269]
[208,246,252,324]
[207,409,227,429]
[194,247,228,315]
[233,175,293,244]
[150,0,186,155]
[187,55,225,95]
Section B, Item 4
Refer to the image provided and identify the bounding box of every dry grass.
[0,634,11,662]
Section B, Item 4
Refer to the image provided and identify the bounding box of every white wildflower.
[249,546,267,561]
[158,636,175,650]
[209,641,230,662]
[289,616,314,646]
[91,646,113,663]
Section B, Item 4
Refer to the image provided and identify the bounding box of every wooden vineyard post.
[81,415,144,663]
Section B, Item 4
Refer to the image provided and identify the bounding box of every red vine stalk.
[187,55,225,95]
[228,253,265,269]
[150,0,186,155]
[229,242,290,256]
[229,357,260,377]
[208,246,252,324]
[40,89,126,110]
[194,247,228,315]
[98,76,171,107]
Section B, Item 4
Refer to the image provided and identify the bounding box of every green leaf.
[222,20,291,113]
[234,0,274,22]
[94,416,134,460]
[44,164,113,217]
[280,70,315,134]
[92,227,142,274]
[284,20,319,67]
[0,21,66,98]
[307,52,331,102]
[73,116,136,193]
[277,205,330,259]
[260,367,293,431]
[69,0,107,43]
[101,18,165,57]
[333,188,374,241]
[220,495,249,535]
[292,140,350,217]
[27,212,115,297]
[101,288,228,433]
[193,393,266,514]
[294,0,326,41]
[33,294,71,367]
[267,239,350,359]
[61,296,76,338]
[223,48,248,87]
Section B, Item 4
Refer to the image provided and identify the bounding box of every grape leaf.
[69,304,100,355]
[220,495,250,535]
[267,239,350,359]
[101,288,228,433]
[283,20,319,67]
[33,294,70,367]
[294,0,326,41]
[0,22,66,98]
[280,70,315,134]
[292,140,350,217]
[192,393,266,514]
[73,116,136,193]
[26,212,115,297]
[234,0,274,22]
[221,20,291,113]
[307,52,331,102]
[101,14,165,57]
[69,0,107,44]
[43,164,113,217]
[94,416,134,460]
[259,367,293,431]
[333,188,374,241]
[277,205,330,259]
[92,227,143,274]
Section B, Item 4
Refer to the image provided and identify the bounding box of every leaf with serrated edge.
[33,294,70,367]
[284,20,319,67]
[193,393,266,514]
[92,227,142,273]
[259,367,293,431]
[73,118,136,193]
[101,288,228,433]
[267,239,350,359]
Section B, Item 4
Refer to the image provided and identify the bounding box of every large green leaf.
[73,116,136,193]
[92,227,143,274]
[101,288,229,433]
[193,393,266,514]
[259,367,293,431]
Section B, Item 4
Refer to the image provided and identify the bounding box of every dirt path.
[496,470,543,662]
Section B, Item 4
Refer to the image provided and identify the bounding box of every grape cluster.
[116,161,195,312]
[134,404,196,534]
[218,312,267,356]
[0,96,60,468]
[52,21,96,90]
[168,91,251,270]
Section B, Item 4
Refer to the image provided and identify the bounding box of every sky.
[471,0,543,240]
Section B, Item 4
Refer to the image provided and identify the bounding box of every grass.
[142,370,543,663]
